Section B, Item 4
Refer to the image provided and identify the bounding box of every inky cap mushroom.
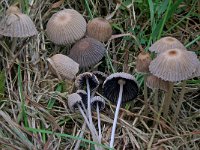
[46,9,86,45]
[86,17,112,42]
[91,96,105,111]
[69,37,106,68]
[68,93,82,112]
[135,51,151,73]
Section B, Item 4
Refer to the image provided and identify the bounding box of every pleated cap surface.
[191,61,200,78]
[103,72,139,103]
[47,54,79,80]
[149,36,186,54]
[146,75,169,92]
[75,72,99,91]
[46,9,86,45]
[149,48,199,82]
[91,96,105,111]
[69,37,106,67]
[135,51,151,73]
[86,17,112,42]
[0,6,38,37]
[68,93,82,112]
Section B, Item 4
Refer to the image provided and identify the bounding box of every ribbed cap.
[75,72,99,91]
[0,6,38,37]
[47,54,79,80]
[135,51,151,73]
[191,61,200,78]
[67,93,82,112]
[149,48,199,82]
[69,37,106,68]
[46,9,86,45]
[91,96,105,111]
[103,72,139,103]
[76,90,87,108]
[86,17,112,42]
[149,36,186,53]
[92,71,107,84]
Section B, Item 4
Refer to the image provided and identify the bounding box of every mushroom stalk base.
[109,83,124,148]
[97,104,102,141]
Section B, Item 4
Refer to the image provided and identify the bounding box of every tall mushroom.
[103,72,139,148]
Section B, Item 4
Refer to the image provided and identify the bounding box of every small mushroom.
[91,96,105,140]
[86,17,112,42]
[76,90,88,112]
[149,36,186,54]
[69,37,106,68]
[46,9,86,45]
[103,72,139,148]
[92,71,108,94]
[47,54,79,80]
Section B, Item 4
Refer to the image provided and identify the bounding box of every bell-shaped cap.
[0,6,38,37]
[149,36,186,53]
[46,9,86,45]
[68,93,82,112]
[86,17,112,42]
[149,48,199,82]
[91,96,105,111]
[135,51,151,73]
[47,54,79,80]
[103,72,139,103]
[146,75,169,92]
[76,90,87,108]
[75,72,99,91]
[69,37,106,68]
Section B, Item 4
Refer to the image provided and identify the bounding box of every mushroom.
[149,36,186,54]
[69,37,106,68]
[47,54,79,81]
[149,48,199,118]
[102,72,139,148]
[91,96,105,141]
[46,9,86,45]
[92,71,108,94]
[86,17,112,42]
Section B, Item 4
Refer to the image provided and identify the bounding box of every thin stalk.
[172,80,187,124]
[153,89,158,119]
[163,82,174,118]
[96,104,102,141]
[109,81,124,148]
[11,37,17,52]
[74,122,86,150]
[143,74,148,115]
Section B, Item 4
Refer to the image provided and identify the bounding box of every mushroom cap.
[149,48,199,82]
[91,96,105,111]
[103,72,139,103]
[149,36,186,53]
[69,37,106,68]
[92,71,108,84]
[47,54,79,80]
[146,75,169,92]
[86,17,112,42]
[0,6,38,37]
[46,9,86,45]
[191,61,200,78]
[76,90,87,108]
[135,51,151,73]
[75,72,99,91]
[68,93,82,112]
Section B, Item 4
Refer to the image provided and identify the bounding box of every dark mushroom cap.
[0,5,38,37]
[46,9,86,45]
[75,72,99,91]
[86,17,112,42]
[149,48,199,82]
[92,71,108,85]
[135,51,151,73]
[149,36,186,54]
[68,93,82,112]
[91,96,105,111]
[76,90,87,108]
[69,37,106,68]
[103,72,139,103]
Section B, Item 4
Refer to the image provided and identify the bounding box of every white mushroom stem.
[110,79,125,148]
[96,104,102,140]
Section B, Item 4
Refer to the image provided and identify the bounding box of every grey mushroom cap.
[92,71,108,84]
[149,36,186,54]
[91,96,105,111]
[103,72,139,103]
[68,93,82,112]
[75,72,99,91]
[149,48,199,82]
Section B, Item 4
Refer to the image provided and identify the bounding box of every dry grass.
[0,0,200,149]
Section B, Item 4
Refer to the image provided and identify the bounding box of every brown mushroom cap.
[135,51,151,73]
[103,72,139,103]
[86,17,112,42]
[47,54,79,80]
[69,37,106,68]
[46,9,86,45]
[0,6,38,37]
[91,96,105,111]
[146,75,169,92]
[68,93,82,112]
[149,36,186,53]
[149,48,199,82]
